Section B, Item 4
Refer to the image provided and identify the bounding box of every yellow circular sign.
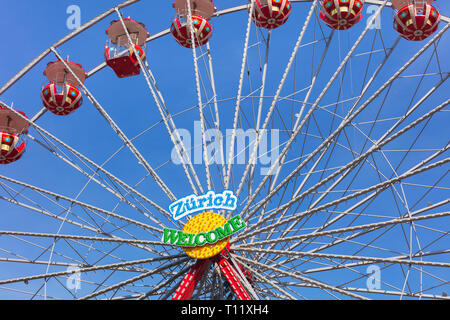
[182,211,229,259]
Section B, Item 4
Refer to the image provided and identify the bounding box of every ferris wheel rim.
[0,0,448,300]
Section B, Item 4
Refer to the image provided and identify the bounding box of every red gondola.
[319,0,364,30]
[392,0,440,41]
[41,60,86,116]
[105,18,149,78]
[170,0,215,48]
[0,104,29,164]
[250,0,292,29]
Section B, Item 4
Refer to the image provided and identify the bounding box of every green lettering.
[163,215,247,247]
[195,233,207,246]
[176,232,189,246]
[206,230,218,243]
[228,215,246,233]
[216,222,233,240]
[187,233,196,246]
[163,228,180,245]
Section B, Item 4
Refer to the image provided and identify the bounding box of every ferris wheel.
[0,0,449,300]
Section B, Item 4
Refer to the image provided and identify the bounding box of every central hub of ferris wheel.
[182,211,236,259]
[162,191,255,300]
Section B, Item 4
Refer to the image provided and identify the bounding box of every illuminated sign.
[169,190,237,221]
[162,215,246,247]
[164,191,245,259]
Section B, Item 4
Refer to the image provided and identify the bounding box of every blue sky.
[0,0,449,299]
